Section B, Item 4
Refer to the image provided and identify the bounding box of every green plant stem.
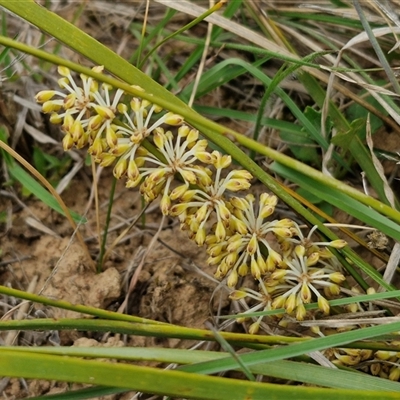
[0,317,305,346]
[98,176,117,272]
[0,285,165,325]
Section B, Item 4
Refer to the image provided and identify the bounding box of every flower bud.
[329,272,346,284]
[300,282,312,303]
[317,296,330,314]
[215,220,226,242]
[285,293,297,314]
[160,194,171,216]
[227,270,238,288]
[238,263,248,276]
[42,101,62,113]
[93,104,115,120]
[229,290,247,300]
[249,321,260,335]
[113,158,128,179]
[164,112,184,125]
[296,303,307,321]
[106,125,118,148]
[62,133,74,150]
[246,234,258,255]
[64,93,76,109]
[195,227,206,246]
[57,66,70,77]
[35,90,56,103]
[49,113,63,124]
[329,239,347,249]
[186,128,199,143]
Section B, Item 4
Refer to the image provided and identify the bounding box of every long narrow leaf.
[271,162,400,242]
[182,319,400,375]
[5,346,400,392]
[2,350,400,399]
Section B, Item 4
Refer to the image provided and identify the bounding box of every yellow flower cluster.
[35,66,348,331]
[328,347,400,382]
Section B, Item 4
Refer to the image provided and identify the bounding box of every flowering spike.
[113,158,128,179]
[317,296,330,314]
[249,321,261,335]
[329,239,347,249]
[57,66,70,77]
[229,290,247,300]
[285,293,297,314]
[160,194,171,216]
[164,112,184,125]
[227,270,239,288]
[250,257,261,279]
[195,228,206,246]
[296,303,307,321]
[35,90,56,102]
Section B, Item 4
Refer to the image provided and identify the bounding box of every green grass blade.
[179,56,270,102]
[297,70,397,207]
[0,317,305,346]
[182,320,400,376]
[227,130,400,225]
[27,386,126,400]
[0,284,164,325]
[129,7,177,66]
[6,347,400,392]
[2,349,400,399]
[271,162,400,242]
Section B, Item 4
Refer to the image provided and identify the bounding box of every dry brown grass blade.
[188,0,215,107]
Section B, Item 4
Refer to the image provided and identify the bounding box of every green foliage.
[32,146,71,186]
[279,107,331,164]
[0,127,84,223]
[346,88,387,139]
